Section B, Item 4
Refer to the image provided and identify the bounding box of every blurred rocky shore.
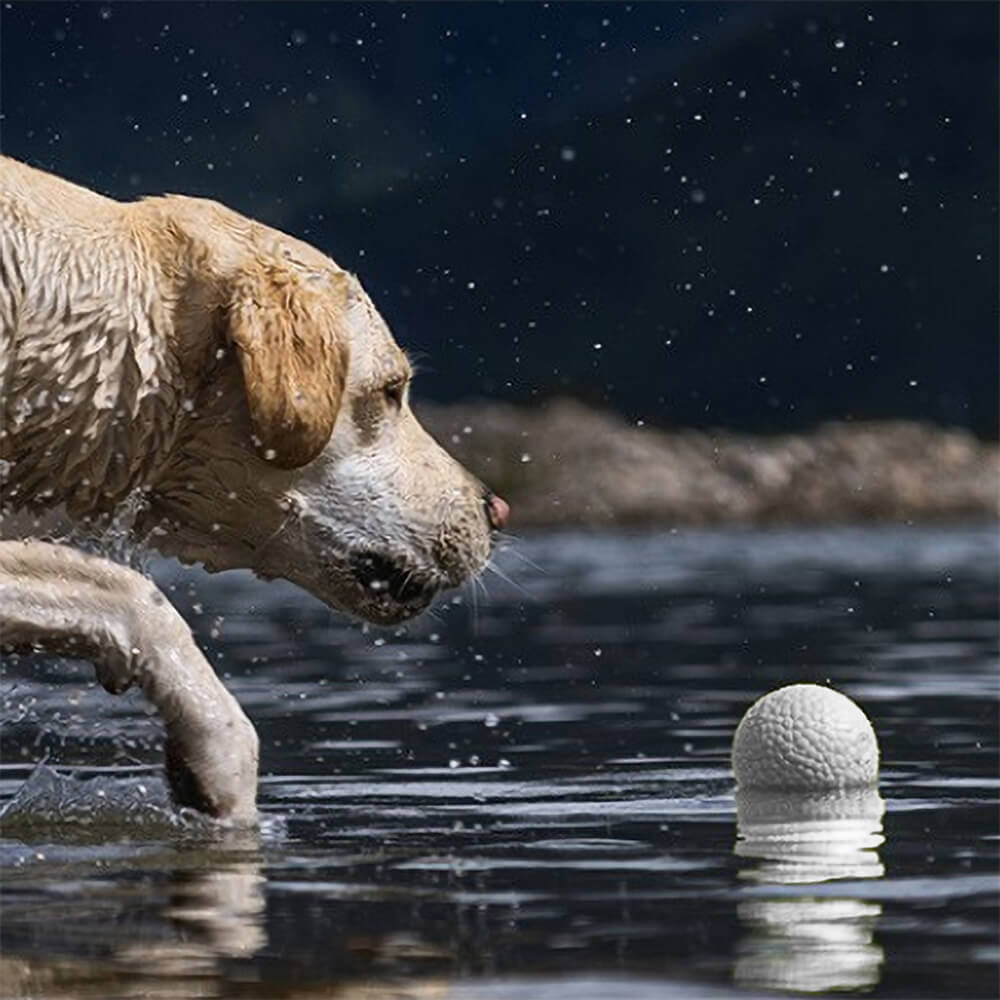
[418,399,999,528]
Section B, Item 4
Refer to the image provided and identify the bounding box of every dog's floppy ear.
[228,263,350,469]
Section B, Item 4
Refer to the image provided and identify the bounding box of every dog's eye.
[383,379,406,410]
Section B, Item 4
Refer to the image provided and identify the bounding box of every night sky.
[1,2,996,436]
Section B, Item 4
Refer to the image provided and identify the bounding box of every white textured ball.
[732,684,879,791]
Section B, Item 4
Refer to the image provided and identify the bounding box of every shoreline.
[418,398,1000,528]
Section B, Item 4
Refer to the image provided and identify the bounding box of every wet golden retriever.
[0,156,508,821]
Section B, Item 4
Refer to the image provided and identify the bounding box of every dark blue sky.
[2,2,996,435]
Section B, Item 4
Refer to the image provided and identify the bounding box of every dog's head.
[145,202,507,624]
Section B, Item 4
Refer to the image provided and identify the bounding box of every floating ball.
[732,684,879,791]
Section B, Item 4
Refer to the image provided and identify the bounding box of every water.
[1,525,997,999]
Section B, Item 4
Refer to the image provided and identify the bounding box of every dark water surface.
[1,526,997,999]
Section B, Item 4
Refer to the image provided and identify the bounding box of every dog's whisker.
[491,534,543,568]
[496,545,545,574]
[468,574,482,634]
[484,561,531,598]
[495,529,525,543]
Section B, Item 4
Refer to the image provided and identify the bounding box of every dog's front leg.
[0,540,258,822]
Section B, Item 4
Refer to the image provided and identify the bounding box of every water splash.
[0,762,215,839]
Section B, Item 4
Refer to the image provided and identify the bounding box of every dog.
[0,156,509,821]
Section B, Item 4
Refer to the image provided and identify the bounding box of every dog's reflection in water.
[0,765,464,998]
[0,769,263,997]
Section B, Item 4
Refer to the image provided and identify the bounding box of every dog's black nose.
[484,492,510,531]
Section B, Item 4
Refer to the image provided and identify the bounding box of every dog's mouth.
[349,549,442,622]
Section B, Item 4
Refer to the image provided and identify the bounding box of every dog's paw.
[164,732,221,815]
[163,719,259,823]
